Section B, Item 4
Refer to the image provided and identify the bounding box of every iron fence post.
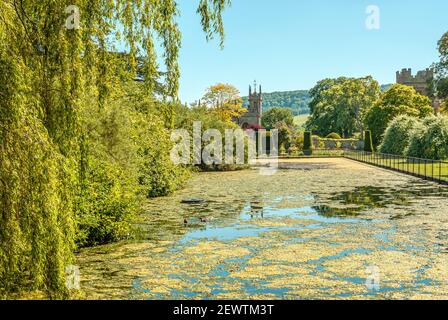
[424,159,427,180]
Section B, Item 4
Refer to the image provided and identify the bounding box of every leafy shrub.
[406,116,448,160]
[76,98,140,247]
[76,157,139,247]
[364,130,374,152]
[288,146,300,156]
[379,115,420,155]
[134,112,190,198]
[405,121,429,158]
[76,90,190,246]
[174,104,250,171]
[293,134,304,151]
[326,132,342,139]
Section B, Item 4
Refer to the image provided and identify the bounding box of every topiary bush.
[379,115,420,155]
[326,132,342,139]
[303,131,313,155]
[364,130,374,152]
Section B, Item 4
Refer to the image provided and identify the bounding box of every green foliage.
[75,83,190,247]
[303,131,313,155]
[379,115,420,155]
[275,122,293,151]
[434,33,448,92]
[174,104,249,171]
[243,90,310,115]
[364,130,374,152]
[433,33,448,105]
[405,120,431,159]
[406,116,448,160]
[262,107,294,130]
[244,86,391,117]
[0,55,75,298]
[76,157,139,247]
[122,83,191,198]
[326,133,342,139]
[315,137,361,151]
[437,79,448,100]
[292,134,304,154]
[365,84,434,146]
[306,77,381,137]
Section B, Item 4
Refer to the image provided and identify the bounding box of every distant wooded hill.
[242,90,311,116]
[243,84,393,116]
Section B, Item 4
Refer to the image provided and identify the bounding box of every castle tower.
[238,82,263,129]
[396,67,442,113]
[396,68,433,96]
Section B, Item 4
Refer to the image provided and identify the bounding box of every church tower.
[238,81,263,129]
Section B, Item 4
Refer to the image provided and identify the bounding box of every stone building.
[238,83,263,129]
[396,68,434,96]
[396,68,445,112]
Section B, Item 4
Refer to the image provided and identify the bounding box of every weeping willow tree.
[0,0,230,298]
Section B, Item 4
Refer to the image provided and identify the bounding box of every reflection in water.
[312,184,448,218]
[313,205,362,217]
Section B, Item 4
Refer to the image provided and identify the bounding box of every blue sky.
[175,0,447,103]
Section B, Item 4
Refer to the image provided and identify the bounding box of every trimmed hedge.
[364,130,374,152]
[303,131,312,155]
[326,132,342,139]
[314,137,362,150]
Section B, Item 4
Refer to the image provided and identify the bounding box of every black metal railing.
[279,149,346,158]
[344,150,448,185]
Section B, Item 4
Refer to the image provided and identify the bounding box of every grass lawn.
[294,114,309,128]
[351,153,448,182]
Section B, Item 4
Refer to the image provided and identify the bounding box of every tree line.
[306,32,448,150]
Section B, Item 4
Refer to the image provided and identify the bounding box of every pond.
[78,158,448,300]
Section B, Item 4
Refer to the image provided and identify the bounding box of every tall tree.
[306,77,380,137]
[262,107,294,130]
[434,32,448,112]
[202,83,247,122]
[0,0,230,297]
[364,84,433,146]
